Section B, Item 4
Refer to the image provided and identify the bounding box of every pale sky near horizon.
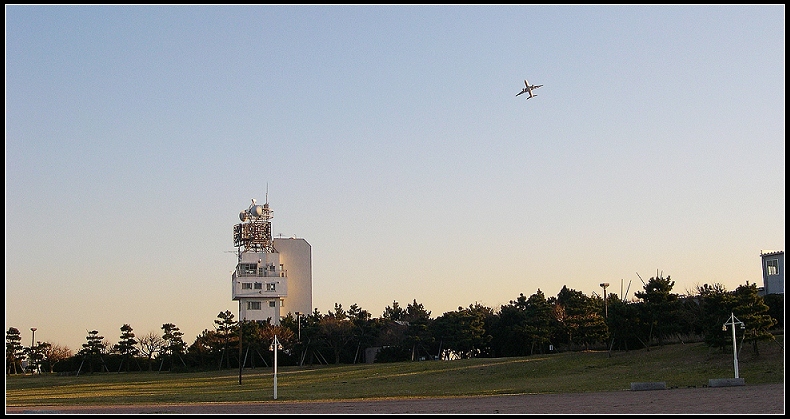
[6,5,785,352]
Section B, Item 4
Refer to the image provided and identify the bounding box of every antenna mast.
[233,195,274,253]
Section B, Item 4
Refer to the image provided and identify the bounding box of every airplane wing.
[518,78,541,99]
[517,79,541,98]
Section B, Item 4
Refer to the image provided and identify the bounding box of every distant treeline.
[5,275,784,375]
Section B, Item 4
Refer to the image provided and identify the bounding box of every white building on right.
[759,250,784,295]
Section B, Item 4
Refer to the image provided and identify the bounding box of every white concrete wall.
[273,237,313,316]
[238,298,281,323]
[230,238,312,324]
[761,251,784,295]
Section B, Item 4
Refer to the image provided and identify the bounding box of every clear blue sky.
[6,5,785,352]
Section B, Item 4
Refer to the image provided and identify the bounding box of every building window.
[240,263,257,276]
[247,301,261,310]
[254,282,263,289]
[767,259,779,276]
[266,283,276,291]
[269,301,276,308]
[242,283,252,290]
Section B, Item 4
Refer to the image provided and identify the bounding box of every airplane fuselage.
[516,79,542,99]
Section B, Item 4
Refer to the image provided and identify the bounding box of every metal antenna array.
[233,198,274,253]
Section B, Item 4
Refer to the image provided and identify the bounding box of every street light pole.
[238,301,243,385]
[295,312,301,341]
[722,312,744,378]
[271,335,282,399]
[599,283,609,318]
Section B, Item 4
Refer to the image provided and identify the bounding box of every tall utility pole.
[295,312,302,341]
[238,302,243,385]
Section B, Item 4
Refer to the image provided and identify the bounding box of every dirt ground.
[5,383,784,414]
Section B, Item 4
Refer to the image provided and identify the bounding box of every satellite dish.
[251,205,264,217]
[239,211,248,222]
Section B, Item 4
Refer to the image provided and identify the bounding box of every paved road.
[6,383,784,414]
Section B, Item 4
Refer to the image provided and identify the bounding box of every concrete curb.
[708,378,745,387]
[630,381,667,391]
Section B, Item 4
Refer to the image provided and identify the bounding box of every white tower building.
[231,198,312,324]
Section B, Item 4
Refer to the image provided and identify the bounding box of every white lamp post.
[270,335,283,399]
[722,312,745,378]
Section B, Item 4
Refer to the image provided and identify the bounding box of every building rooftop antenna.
[234,191,274,253]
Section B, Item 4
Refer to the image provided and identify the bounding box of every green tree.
[731,283,777,355]
[372,319,410,362]
[634,275,684,347]
[114,324,139,372]
[28,341,48,373]
[696,283,734,350]
[605,295,643,351]
[677,292,704,340]
[214,310,236,369]
[523,290,553,354]
[347,303,379,364]
[550,286,607,350]
[187,329,221,369]
[6,327,24,375]
[576,312,609,350]
[160,323,187,371]
[79,330,108,374]
[320,304,355,364]
[375,300,414,362]
[431,310,466,359]
[382,300,406,321]
[403,299,433,361]
[489,295,530,357]
[762,293,783,329]
[431,303,492,359]
[296,309,325,366]
[279,313,307,364]
[237,320,256,368]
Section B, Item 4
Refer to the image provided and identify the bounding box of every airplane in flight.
[516,79,542,99]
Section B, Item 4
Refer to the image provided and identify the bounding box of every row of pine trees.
[6,275,783,375]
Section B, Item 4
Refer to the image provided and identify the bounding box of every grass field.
[5,339,784,407]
